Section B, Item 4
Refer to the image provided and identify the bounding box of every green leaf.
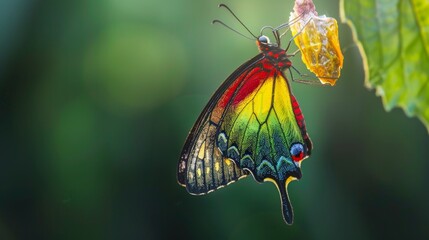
[340,0,429,131]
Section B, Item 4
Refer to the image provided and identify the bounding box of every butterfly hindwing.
[215,60,312,224]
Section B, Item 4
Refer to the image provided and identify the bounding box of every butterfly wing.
[177,54,265,195]
[213,58,312,224]
[177,53,312,224]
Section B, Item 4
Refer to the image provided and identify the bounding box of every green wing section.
[217,70,308,182]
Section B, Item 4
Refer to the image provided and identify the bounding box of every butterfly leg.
[288,67,326,86]
[287,49,301,58]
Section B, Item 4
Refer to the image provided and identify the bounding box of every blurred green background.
[1,0,428,239]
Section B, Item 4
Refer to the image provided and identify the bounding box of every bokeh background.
[1,0,429,239]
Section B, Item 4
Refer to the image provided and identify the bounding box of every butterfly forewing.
[177,54,265,194]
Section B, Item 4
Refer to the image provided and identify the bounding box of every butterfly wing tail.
[278,180,294,225]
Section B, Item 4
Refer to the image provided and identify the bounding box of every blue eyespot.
[290,143,304,162]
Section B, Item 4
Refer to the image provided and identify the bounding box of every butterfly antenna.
[212,20,254,40]
[218,4,257,39]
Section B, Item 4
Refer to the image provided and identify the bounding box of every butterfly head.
[258,35,270,44]
[256,35,276,51]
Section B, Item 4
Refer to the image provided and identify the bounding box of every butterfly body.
[178,36,312,224]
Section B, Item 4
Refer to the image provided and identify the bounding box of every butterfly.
[177,4,312,225]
